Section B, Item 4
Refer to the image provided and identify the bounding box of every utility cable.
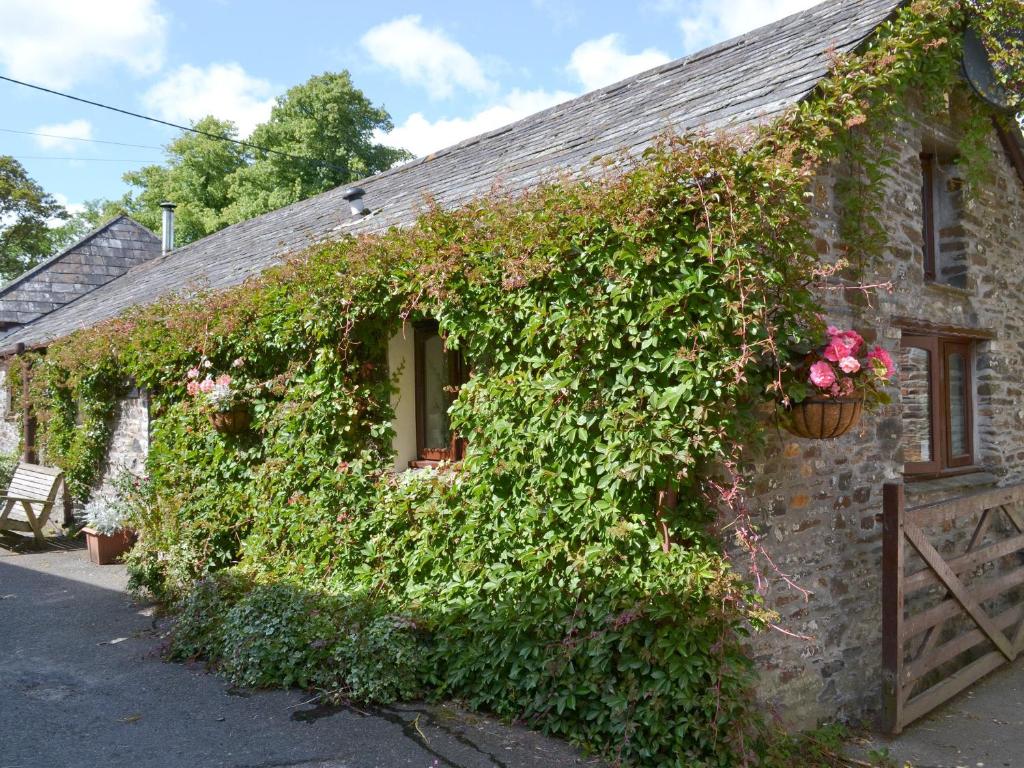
[10,155,160,162]
[0,127,163,150]
[0,75,347,172]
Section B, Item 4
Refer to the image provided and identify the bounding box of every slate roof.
[0,0,902,354]
[0,216,159,331]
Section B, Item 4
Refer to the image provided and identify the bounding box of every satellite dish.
[962,27,1017,113]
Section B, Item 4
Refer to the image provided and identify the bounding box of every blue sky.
[0,0,818,213]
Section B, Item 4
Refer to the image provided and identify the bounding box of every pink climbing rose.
[199,377,215,394]
[186,381,200,396]
[187,367,200,380]
[215,374,232,386]
[839,356,861,374]
[809,361,836,389]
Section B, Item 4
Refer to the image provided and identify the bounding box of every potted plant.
[779,326,895,439]
[81,495,136,565]
[185,358,254,434]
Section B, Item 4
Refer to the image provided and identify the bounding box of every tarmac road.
[0,542,599,768]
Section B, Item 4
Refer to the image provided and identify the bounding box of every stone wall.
[93,390,150,499]
[749,99,1024,728]
[0,367,21,457]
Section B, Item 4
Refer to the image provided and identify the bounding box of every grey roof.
[0,215,159,330]
[0,0,901,354]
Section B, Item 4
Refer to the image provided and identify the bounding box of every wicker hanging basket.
[207,407,251,434]
[783,397,863,440]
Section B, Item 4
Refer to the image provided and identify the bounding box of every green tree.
[0,156,70,279]
[111,72,411,247]
[224,71,410,223]
[120,116,247,245]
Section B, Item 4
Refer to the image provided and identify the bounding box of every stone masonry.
[748,96,1024,728]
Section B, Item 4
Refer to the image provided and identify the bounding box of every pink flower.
[835,329,864,356]
[186,381,200,396]
[867,346,895,379]
[839,377,855,396]
[231,357,244,368]
[839,356,861,374]
[824,337,853,362]
[187,367,200,379]
[215,374,232,386]
[199,377,215,394]
[809,361,837,389]
[827,325,840,336]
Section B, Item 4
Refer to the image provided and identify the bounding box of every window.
[900,335,975,475]
[412,321,468,466]
[920,151,966,287]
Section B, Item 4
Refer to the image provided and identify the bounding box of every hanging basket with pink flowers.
[778,326,895,440]
[185,357,260,435]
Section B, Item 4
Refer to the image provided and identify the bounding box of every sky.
[0,0,822,214]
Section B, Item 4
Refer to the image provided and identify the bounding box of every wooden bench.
[0,462,66,545]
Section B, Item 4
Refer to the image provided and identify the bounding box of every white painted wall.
[387,324,417,472]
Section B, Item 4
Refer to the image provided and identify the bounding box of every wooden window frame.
[902,334,975,477]
[920,153,938,282]
[411,321,468,467]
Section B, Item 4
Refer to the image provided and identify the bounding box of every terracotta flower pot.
[208,407,251,434]
[784,397,863,439]
[83,527,136,565]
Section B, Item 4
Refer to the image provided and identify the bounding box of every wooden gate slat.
[902,649,1007,726]
[905,603,1023,685]
[904,531,1024,594]
[882,481,1024,734]
[904,565,1024,638]
[903,522,1015,661]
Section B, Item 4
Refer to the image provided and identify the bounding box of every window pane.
[948,351,968,457]
[422,333,451,450]
[901,346,933,463]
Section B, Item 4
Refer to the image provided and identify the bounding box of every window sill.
[922,280,972,299]
[904,467,998,503]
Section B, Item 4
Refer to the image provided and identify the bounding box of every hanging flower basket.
[208,407,251,434]
[783,397,863,440]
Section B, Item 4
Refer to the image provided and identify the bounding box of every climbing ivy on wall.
[9,2,1023,765]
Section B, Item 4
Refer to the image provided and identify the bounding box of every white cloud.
[379,88,576,158]
[48,194,86,229]
[0,0,166,89]
[142,63,276,137]
[33,119,93,152]
[360,15,496,100]
[675,0,821,53]
[567,34,670,91]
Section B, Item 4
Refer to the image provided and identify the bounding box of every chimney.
[160,201,177,254]
[341,187,369,216]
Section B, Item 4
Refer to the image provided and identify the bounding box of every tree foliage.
[0,156,70,280]
[110,72,410,246]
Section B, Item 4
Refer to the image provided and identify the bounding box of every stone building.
[0,0,1021,730]
[0,215,159,333]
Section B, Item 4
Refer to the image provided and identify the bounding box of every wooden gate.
[881,481,1024,733]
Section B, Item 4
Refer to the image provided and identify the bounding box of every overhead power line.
[0,127,163,150]
[0,74,346,173]
[12,155,161,163]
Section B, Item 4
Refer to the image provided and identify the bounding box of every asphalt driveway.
[0,541,598,768]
